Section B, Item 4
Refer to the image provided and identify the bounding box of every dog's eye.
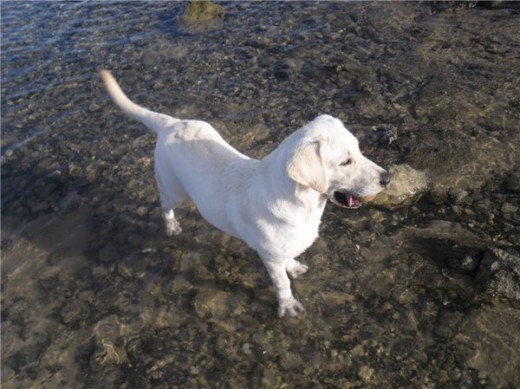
[340,158,352,166]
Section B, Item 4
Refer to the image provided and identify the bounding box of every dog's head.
[286,115,390,208]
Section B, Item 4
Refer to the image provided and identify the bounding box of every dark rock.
[273,60,290,80]
[97,244,119,263]
[476,248,520,300]
[428,185,449,205]
[117,256,148,279]
[251,331,274,356]
[401,220,486,272]
[448,188,470,205]
[273,57,303,80]
[5,342,48,375]
[500,202,518,214]
[505,171,520,192]
[60,300,91,325]
[375,126,398,146]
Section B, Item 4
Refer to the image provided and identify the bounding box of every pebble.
[118,257,148,278]
[98,245,119,263]
[358,365,375,383]
[505,172,520,192]
[261,368,276,387]
[501,202,518,214]
[476,247,520,300]
[449,188,469,205]
[136,206,148,216]
[60,300,90,325]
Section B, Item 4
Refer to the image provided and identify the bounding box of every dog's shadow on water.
[2,138,263,383]
[1,126,274,337]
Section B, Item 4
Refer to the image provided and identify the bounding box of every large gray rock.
[400,220,486,272]
[476,247,520,301]
[370,164,429,209]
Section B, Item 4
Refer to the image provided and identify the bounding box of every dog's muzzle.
[331,171,390,209]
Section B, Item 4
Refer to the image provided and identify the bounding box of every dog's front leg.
[263,259,304,317]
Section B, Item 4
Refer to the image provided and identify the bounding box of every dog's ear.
[286,138,328,193]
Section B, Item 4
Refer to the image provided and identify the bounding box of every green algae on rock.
[181,1,224,23]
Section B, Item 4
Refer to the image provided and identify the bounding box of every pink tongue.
[347,195,356,207]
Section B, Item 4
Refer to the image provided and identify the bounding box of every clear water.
[2,2,519,388]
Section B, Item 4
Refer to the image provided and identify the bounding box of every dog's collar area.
[332,191,362,209]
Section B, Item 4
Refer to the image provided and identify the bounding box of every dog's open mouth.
[332,191,362,209]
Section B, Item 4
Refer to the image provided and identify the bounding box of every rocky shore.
[2,2,519,388]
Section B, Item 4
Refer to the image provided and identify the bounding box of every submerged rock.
[89,315,128,373]
[181,1,224,23]
[457,304,520,387]
[400,220,486,272]
[476,247,520,301]
[371,164,429,209]
[60,300,91,326]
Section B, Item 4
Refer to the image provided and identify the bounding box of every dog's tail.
[99,69,180,134]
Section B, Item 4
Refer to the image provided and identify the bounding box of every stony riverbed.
[2,2,519,388]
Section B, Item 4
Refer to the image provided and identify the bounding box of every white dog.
[100,70,390,317]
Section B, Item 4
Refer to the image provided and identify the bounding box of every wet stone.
[476,247,520,300]
[371,164,429,209]
[117,256,148,279]
[500,202,518,214]
[88,102,100,112]
[400,220,486,272]
[136,206,149,217]
[97,244,120,263]
[458,305,520,386]
[359,365,376,383]
[1,365,15,384]
[60,300,91,325]
[192,288,231,319]
[251,331,274,356]
[91,340,128,368]
[90,315,128,369]
[505,171,520,192]
[142,53,161,68]
[181,1,224,22]
[261,367,276,387]
[5,343,48,377]
[449,188,470,205]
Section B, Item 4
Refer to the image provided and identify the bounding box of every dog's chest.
[259,212,322,259]
[287,221,320,257]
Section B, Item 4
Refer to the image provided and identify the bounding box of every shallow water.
[2,2,520,388]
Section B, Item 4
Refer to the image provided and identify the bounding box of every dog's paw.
[165,219,182,236]
[278,296,304,317]
[286,260,309,279]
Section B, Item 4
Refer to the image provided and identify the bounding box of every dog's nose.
[380,171,391,187]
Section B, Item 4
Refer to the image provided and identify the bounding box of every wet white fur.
[100,70,387,317]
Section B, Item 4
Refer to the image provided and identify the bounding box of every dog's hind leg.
[156,168,186,236]
[160,187,185,236]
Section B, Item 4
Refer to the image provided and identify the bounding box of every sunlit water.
[2,2,519,388]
